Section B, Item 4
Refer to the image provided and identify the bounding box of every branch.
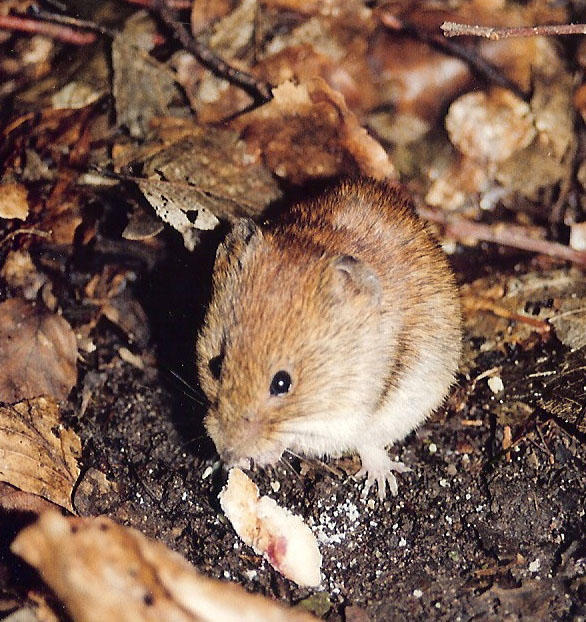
[418,206,586,267]
[152,0,273,105]
[379,12,528,101]
[125,0,192,8]
[0,14,97,45]
[441,21,586,40]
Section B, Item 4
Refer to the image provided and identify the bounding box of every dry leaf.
[112,33,182,138]
[0,482,59,516]
[0,398,81,512]
[233,78,395,183]
[191,0,232,35]
[139,128,281,214]
[220,468,322,587]
[0,250,47,299]
[0,183,29,220]
[11,512,320,622]
[446,88,535,164]
[537,347,586,434]
[0,298,78,403]
[129,126,281,248]
[135,178,219,251]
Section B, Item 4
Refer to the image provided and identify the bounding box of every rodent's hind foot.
[354,447,411,500]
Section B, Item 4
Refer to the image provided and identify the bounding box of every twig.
[0,13,97,45]
[31,8,115,37]
[152,0,273,104]
[442,21,586,40]
[462,296,552,333]
[418,205,586,267]
[503,425,512,462]
[0,228,52,248]
[379,12,528,101]
[125,0,193,8]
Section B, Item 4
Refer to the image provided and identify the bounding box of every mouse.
[196,177,461,498]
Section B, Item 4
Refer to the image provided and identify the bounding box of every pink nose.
[219,414,263,464]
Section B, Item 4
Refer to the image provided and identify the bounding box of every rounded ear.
[216,218,262,264]
[331,255,382,305]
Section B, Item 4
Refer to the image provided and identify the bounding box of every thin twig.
[0,228,52,248]
[0,13,97,45]
[126,0,192,8]
[31,8,116,37]
[442,21,586,40]
[152,0,273,105]
[462,296,552,333]
[379,12,528,100]
[418,205,586,267]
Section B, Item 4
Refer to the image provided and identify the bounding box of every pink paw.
[355,447,411,499]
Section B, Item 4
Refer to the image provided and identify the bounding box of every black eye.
[270,370,292,396]
[209,355,223,380]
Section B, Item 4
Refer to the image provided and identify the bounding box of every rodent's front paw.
[354,447,411,500]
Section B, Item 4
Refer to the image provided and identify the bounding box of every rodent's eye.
[209,355,223,380]
[269,370,292,396]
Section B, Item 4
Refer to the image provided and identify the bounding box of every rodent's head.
[197,218,387,468]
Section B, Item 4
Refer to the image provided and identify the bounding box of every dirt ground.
[3,233,580,622]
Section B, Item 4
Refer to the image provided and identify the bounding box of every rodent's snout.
[220,451,252,470]
[205,409,285,469]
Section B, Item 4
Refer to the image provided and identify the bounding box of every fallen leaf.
[127,125,281,248]
[0,398,81,512]
[135,178,219,250]
[0,299,78,403]
[0,183,29,220]
[534,346,586,434]
[220,468,322,587]
[112,22,182,138]
[0,482,59,516]
[11,512,320,622]
[0,250,47,299]
[233,78,395,183]
[446,88,535,164]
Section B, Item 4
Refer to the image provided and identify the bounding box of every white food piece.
[487,376,504,394]
[219,468,322,587]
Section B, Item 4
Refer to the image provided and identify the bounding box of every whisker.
[176,434,211,452]
[165,368,208,407]
[279,455,300,480]
[285,449,341,477]
[173,386,208,407]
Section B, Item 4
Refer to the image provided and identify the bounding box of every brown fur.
[197,178,461,482]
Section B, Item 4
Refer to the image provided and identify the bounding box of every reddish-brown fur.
[197,178,461,497]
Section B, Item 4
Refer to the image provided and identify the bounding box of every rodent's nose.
[220,449,251,470]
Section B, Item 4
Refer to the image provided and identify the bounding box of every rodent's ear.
[216,218,262,264]
[231,218,261,245]
[331,255,381,305]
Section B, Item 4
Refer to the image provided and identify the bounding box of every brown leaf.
[126,124,281,248]
[0,398,81,512]
[0,298,78,402]
[112,32,182,138]
[11,512,320,622]
[446,88,535,164]
[0,183,29,220]
[0,482,59,515]
[233,78,395,183]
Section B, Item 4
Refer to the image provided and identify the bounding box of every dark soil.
[9,232,582,622]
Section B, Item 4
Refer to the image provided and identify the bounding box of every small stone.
[487,376,504,394]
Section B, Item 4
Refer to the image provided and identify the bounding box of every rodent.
[196,178,462,498]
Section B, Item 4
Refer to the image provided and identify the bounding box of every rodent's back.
[271,178,460,341]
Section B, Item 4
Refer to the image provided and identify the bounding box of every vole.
[196,178,461,498]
